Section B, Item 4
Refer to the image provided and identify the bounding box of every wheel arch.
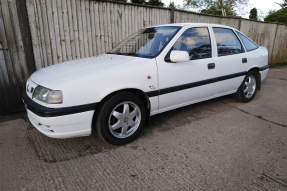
[93,88,151,127]
[248,67,261,90]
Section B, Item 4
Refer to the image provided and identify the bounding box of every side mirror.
[170,50,189,62]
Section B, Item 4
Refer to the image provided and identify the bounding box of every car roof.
[149,23,236,30]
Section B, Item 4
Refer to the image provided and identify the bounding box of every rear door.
[211,27,249,95]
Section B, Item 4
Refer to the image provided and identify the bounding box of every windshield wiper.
[107,52,139,57]
[107,52,124,55]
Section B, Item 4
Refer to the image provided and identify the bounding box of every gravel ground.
[1,66,287,191]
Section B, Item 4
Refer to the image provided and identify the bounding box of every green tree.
[200,4,237,16]
[249,8,258,20]
[168,1,185,9]
[113,0,128,2]
[147,0,164,7]
[131,0,146,4]
[264,9,287,23]
[276,0,287,8]
[264,0,287,23]
[168,1,176,7]
[183,0,248,16]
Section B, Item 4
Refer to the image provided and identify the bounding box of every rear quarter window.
[236,32,258,52]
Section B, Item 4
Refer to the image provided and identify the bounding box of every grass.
[269,62,287,68]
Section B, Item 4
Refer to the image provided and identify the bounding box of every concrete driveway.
[1,66,287,190]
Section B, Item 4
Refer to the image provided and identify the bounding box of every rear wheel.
[95,92,146,145]
[234,71,258,103]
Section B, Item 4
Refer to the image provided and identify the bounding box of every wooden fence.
[0,0,35,115]
[26,0,287,69]
[26,0,171,69]
[1,0,287,115]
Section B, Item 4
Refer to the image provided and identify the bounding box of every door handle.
[242,58,247,63]
[208,63,215,70]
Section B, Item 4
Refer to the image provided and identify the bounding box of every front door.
[157,27,217,112]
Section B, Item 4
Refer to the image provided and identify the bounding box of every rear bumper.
[22,92,96,138]
[260,65,269,81]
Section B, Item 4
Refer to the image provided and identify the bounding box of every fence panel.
[174,11,240,29]
[0,0,33,115]
[240,19,277,63]
[271,24,287,64]
[26,0,172,69]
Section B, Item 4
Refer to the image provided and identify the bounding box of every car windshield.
[108,26,181,58]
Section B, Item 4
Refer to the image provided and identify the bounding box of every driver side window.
[172,27,212,60]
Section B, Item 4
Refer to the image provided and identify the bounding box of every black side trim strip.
[145,90,159,97]
[260,65,269,71]
[216,71,247,82]
[159,77,217,95]
[22,92,97,117]
[146,71,247,97]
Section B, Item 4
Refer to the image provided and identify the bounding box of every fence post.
[238,16,242,30]
[170,7,174,23]
[15,0,36,76]
[270,23,279,64]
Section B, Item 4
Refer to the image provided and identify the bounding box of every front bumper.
[22,92,97,138]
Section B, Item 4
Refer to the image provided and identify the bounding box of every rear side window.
[213,27,244,56]
[236,32,258,52]
[172,27,212,60]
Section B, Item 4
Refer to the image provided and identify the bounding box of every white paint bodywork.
[27,110,94,138]
[28,54,159,110]
[25,23,269,139]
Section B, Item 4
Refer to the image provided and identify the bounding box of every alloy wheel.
[108,101,141,138]
[243,75,256,99]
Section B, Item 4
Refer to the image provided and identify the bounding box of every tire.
[234,71,258,103]
[95,92,146,145]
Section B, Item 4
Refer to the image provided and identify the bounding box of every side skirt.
[153,89,237,115]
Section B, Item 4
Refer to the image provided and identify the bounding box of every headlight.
[32,85,63,104]
[46,90,63,104]
[32,86,50,102]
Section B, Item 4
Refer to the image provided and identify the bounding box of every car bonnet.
[30,54,148,89]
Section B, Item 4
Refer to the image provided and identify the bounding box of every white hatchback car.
[23,23,269,145]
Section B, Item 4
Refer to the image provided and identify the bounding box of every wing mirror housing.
[168,50,189,62]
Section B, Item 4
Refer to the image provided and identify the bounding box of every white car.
[23,23,269,145]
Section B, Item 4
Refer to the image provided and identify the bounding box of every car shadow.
[25,95,235,163]
[25,122,117,163]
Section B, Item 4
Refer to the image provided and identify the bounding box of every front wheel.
[234,71,258,103]
[95,92,146,145]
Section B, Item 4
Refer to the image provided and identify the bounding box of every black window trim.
[212,27,246,57]
[165,26,213,62]
[235,30,259,52]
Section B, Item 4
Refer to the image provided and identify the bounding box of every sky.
[161,0,282,19]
